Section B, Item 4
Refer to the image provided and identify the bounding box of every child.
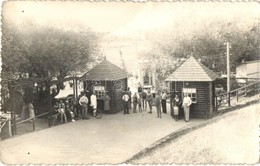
[173,104,179,121]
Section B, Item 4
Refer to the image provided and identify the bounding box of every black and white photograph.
[0,1,259,165]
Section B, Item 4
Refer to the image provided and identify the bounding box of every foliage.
[2,22,101,93]
[1,21,101,109]
[141,19,259,82]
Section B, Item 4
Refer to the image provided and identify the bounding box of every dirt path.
[0,107,202,164]
[130,103,260,164]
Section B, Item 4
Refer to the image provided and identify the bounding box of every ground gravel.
[131,102,260,164]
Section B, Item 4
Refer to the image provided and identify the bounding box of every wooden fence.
[215,80,260,111]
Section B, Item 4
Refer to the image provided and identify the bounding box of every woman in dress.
[172,95,181,121]
[28,101,35,122]
[103,93,111,112]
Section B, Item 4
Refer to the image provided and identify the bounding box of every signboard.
[93,86,105,91]
[183,88,196,93]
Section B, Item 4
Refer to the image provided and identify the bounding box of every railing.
[15,111,50,134]
[0,117,13,139]
[215,80,260,111]
[1,108,67,139]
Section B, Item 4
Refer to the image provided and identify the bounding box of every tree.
[141,19,259,80]
[1,21,101,109]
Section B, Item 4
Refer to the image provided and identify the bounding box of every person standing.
[137,96,142,112]
[103,92,111,112]
[142,90,147,111]
[75,92,84,118]
[182,94,192,122]
[127,87,132,109]
[132,93,138,113]
[161,91,167,114]
[122,92,130,114]
[28,101,35,122]
[146,90,153,113]
[65,100,75,122]
[90,91,98,117]
[138,83,143,97]
[172,95,181,121]
[21,101,27,120]
[71,97,79,118]
[58,100,67,123]
[79,93,89,120]
[154,92,162,118]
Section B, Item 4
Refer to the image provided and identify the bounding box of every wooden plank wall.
[171,81,210,119]
[111,78,127,113]
[84,78,127,114]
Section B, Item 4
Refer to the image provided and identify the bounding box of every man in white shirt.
[90,91,97,117]
[182,93,192,122]
[122,92,130,114]
[161,91,167,114]
[79,93,89,119]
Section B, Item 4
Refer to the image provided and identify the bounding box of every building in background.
[165,56,219,119]
[236,59,260,84]
[80,58,128,114]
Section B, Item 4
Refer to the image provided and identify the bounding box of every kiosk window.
[93,86,105,99]
[182,88,197,103]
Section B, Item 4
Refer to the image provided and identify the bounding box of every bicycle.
[91,108,102,119]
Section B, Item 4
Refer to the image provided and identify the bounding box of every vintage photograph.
[0,1,259,165]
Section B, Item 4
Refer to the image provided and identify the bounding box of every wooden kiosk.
[165,56,219,119]
[80,59,128,114]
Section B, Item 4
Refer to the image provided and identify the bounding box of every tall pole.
[227,42,231,106]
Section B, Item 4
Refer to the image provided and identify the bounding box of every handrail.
[230,81,260,93]
[16,112,50,125]
[0,117,14,122]
[216,80,260,97]
[215,80,260,110]
[0,117,14,138]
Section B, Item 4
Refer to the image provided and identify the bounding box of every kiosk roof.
[165,56,219,82]
[81,59,128,80]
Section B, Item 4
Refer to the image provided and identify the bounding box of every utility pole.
[226,42,231,106]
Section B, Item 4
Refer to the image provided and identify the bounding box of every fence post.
[245,87,247,96]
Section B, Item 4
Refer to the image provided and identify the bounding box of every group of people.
[122,89,168,118]
[22,86,192,124]
[122,85,193,122]
[53,91,111,123]
[172,93,192,122]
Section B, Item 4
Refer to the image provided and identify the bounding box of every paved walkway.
[0,106,203,164]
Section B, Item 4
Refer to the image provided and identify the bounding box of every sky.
[3,1,259,36]
[2,1,260,74]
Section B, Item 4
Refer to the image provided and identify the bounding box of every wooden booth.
[165,56,219,119]
[80,59,128,114]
